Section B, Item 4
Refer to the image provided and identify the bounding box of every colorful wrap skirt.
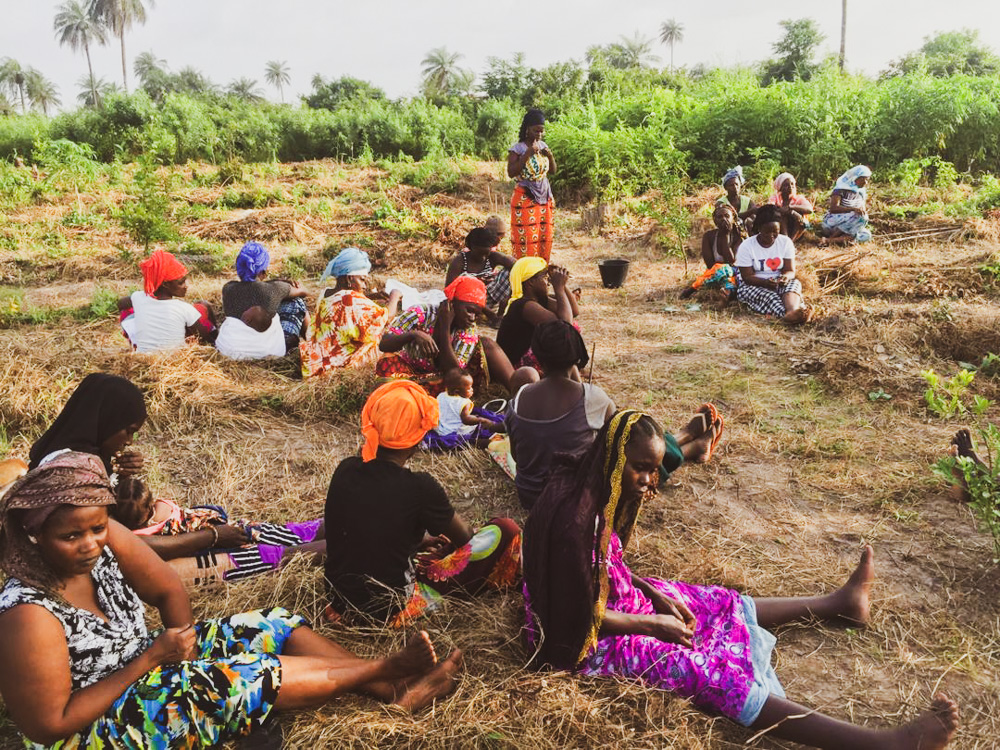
[510,185,555,262]
[421,407,504,451]
[326,518,521,629]
[821,211,872,242]
[31,607,306,749]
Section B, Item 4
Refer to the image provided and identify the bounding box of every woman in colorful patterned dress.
[300,247,402,377]
[507,108,557,262]
[0,452,462,748]
[522,410,959,749]
[376,276,523,395]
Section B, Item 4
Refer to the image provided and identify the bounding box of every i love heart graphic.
[765,257,782,271]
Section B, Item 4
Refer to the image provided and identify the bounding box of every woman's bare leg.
[753,546,873,628]
[274,630,449,710]
[751,693,959,749]
[282,627,461,710]
[482,336,515,391]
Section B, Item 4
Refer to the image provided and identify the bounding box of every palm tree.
[264,60,290,102]
[133,50,165,81]
[0,59,29,114]
[88,0,155,92]
[227,78,263,103]
[421,47,463,98]
[77,74,118,107]
[839,0,847,71]
[54,0,107,108]
[659,20,684,73]
[612,33,660,69]
[26,70,61,115]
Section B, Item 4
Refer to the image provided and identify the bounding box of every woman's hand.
[548,265,569,290]
[411,330,439,359]
[112,450,144,476]
[148,624,196,666]
[644,614,694,647]
[213,524,250,548]
[647,590,697,632]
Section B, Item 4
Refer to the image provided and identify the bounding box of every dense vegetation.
[4,19,1000,202]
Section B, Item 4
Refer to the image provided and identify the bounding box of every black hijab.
[28,374,148,472]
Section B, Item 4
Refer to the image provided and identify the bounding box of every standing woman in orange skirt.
[508,108,557,261]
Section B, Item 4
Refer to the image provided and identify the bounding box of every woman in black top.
[497,257,578,372]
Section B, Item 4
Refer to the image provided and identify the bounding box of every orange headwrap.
[140,250,188,295]
[360,381,439,462]
[444,276,487,307]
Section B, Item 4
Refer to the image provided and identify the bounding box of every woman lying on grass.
[505,321,721,509]
[112,476,326,586]
[522,410,959,749]
[0,452,462,748]
[31,373,324,586]
[118,250,217,353]
[324,381,521,628]
[735,205,812,324]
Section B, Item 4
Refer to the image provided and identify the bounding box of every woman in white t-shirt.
[734,205,812,325]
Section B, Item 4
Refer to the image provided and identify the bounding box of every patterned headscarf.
[722,166,744,189]
[509,257,548,303]
[770,172,813,211]
[320,247,372,282]
[140,251,187,296]
[236,241,270,282]
[833,165,872,197]
[444,276,487,307]
[360,381,439,462]
[0,452,115,592]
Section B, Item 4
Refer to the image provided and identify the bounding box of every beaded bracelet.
[209,525,219,548]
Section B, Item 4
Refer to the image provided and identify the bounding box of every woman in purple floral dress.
[522,410,959,749]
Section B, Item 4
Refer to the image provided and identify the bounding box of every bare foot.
[679,285,696,299]
[684,417,719,464]
[385,631,437,680]
[676,408,711,444]
[782,306,810,325]
[885,694,959,750]
[834,545,874,625]
[393,649,464,712]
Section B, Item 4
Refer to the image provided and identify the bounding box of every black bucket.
[598,258,630,288]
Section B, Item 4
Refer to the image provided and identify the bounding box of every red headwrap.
[444,276,487,307]
[360,381,439,462]
[140,251,188,295]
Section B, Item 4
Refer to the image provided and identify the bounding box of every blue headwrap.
[833,165,872,197]
[320,247,372,282]
[722,166,744,188]
[236,242,270,282]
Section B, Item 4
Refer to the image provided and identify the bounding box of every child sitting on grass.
[426,368,504,449]
[119,250,217,353]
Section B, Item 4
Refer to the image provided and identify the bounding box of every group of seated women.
[683,164,873,324]
[0,342,960,748]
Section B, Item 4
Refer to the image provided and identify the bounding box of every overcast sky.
[4,0,1000,110]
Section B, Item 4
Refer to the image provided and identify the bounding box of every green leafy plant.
[921,368,991,418]
[932,424,1000,559]
[867,388,893,401]
[116,140,179,249]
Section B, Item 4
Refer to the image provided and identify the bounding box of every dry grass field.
[1,160,998,748]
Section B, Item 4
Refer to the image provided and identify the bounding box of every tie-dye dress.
[524,532,784,726]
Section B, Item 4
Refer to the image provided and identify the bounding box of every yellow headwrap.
[509,257,548,303]
[360,381,439,462]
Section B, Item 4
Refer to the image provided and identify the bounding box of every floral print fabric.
[300,290,390,377]
[524,532,781,725]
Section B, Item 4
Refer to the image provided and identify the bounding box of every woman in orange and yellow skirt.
[507,108,557,262]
